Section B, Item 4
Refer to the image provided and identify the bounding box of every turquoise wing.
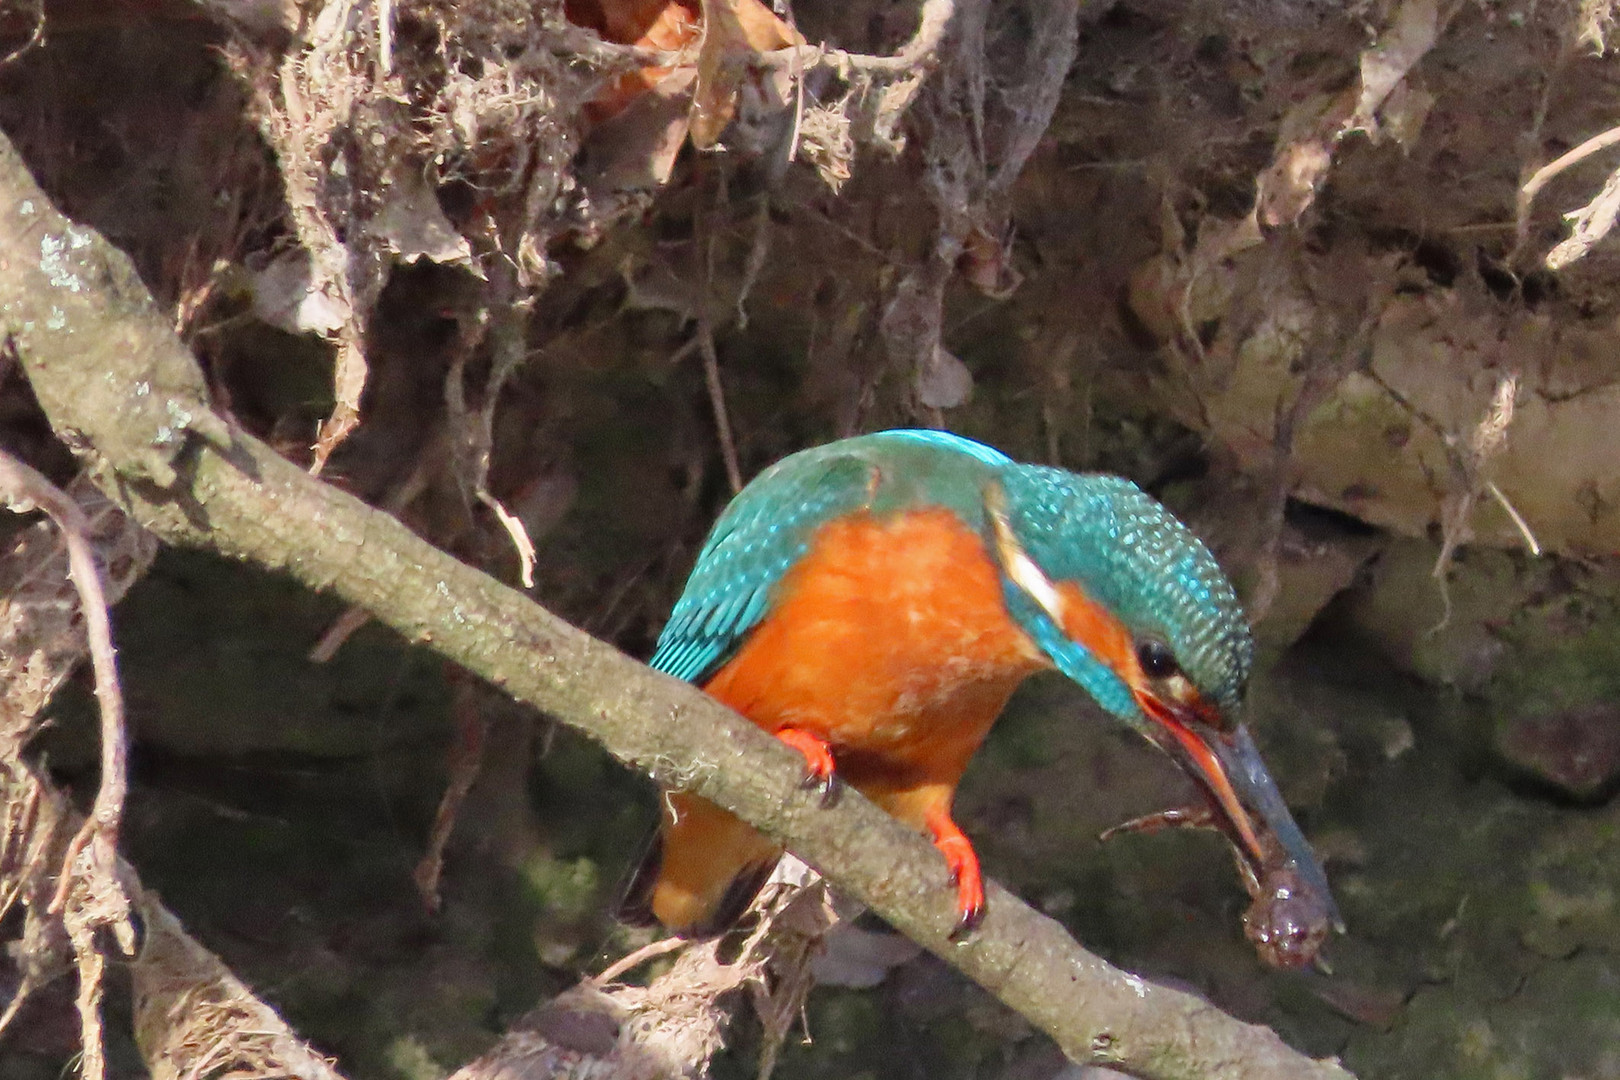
[649,449,878,685]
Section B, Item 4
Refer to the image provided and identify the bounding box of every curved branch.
[0,129,1353,1080]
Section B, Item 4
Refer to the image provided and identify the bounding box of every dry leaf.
[567,0,702,119]
[688,0,799,150]
[374,171,476,269]
[1253,0,1443,228]
[1378,80,1435,148]
[811,923,923,989]
[249,250,352,336]
[567,0,694,43]
[916,346,973,409]
[1257,138,1336,229]
[580,68,698,194]
[957,224,1023,299]
[1349,0,1440,135]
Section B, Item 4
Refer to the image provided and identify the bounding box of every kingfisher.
[622,429,1338,955]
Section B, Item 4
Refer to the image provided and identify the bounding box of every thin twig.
[735,199,772,329]
[309,605,374,664]
[698,209,744,494]
[590,935,689,985]
[759,0,955,74]
[1487,481,1542,556]
[668,336,702,366]
[796,203,894,261]
[480,497,539,588]
[0,452,128,915]
[0,780,47,1040]
[67,919,109,1080]
[472,284,539,588]
[781,0,807,163]
[1516,121,1620,253]
[698,325,743,495]
[1545,163,1620,269]
[444,265,539,590]
[376,0,394,75]
[0,450,134,1080]
[0,0,44,68]
[413,674,489,913]
[0,779,40,922]
[0,973,28,1037]
[1429,375,1527,633]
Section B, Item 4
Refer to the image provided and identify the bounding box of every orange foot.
[776,727,841,807]
[927,807,984,938]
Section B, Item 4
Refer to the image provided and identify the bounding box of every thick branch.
[0,130,1352,1080]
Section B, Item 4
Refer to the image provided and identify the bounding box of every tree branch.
[0,129,1352,1080]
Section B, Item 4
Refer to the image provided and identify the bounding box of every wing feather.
[649,451,876,684]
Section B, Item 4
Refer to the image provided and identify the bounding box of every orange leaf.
[689,0,800,150]
[568,0,702,120]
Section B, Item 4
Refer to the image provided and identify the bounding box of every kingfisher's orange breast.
[701,507,1050,789]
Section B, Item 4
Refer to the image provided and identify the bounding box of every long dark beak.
[1136,696,1343,935]
[1213,725,1343,930]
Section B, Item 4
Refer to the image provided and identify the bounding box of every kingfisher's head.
[986,464,1341,952]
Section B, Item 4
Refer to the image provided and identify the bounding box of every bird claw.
[928,811,985,941]
[950,898,985,941]
[800,768,842,808]
[776,728,840,807]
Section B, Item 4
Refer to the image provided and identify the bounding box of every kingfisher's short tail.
[618,790,781,939]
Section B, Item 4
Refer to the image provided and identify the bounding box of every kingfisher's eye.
[1137,640,1180,680]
